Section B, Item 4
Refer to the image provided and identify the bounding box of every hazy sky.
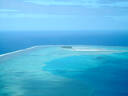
[0,0,128,31]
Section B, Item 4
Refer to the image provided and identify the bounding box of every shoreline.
[0,46,38,57]
[0,45,128,57]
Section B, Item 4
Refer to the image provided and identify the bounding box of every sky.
[0,0,128,31]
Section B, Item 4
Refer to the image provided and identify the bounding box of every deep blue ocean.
[0,31,128,54]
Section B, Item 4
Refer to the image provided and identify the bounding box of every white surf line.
[71,48,128,52]
[72,49,116,52]
[0,45,64,57]
[66,46,128,52]
[0,46,39,57]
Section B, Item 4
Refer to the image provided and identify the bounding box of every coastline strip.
[0,46,38,57]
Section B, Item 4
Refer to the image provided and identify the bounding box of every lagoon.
[0,45,128,96]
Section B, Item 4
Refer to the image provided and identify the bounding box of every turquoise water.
[0,45,128,96]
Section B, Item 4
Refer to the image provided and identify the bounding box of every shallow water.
[0,45,128,96]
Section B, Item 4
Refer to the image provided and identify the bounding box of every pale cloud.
[0,13,74,18]
[25,0,98,6]
[0,9,18,12]
[25,0,128,7]
[0,0,128,31]
[106,16,128,22]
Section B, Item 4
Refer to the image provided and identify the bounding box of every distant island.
[61,46,72,49]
